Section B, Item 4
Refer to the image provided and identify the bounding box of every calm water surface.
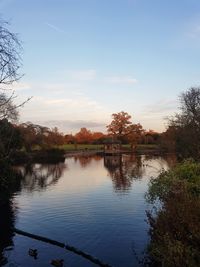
[1,154,175,267]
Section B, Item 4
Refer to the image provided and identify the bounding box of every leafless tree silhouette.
[0,19,31,121]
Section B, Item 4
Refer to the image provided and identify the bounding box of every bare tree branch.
[0,19,30,122]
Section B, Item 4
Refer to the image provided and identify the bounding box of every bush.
[146,160,200,267]
[32,148,65,163]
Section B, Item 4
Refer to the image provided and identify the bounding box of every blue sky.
[1,0,200,133]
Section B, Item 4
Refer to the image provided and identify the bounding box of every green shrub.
[146,160,200,267]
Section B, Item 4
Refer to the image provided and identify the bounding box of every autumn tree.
[75,128,92,144]
[107,111,143,145]
[91,132,105,144]
[107,111,132,141]
[127,123,144,149]
[70,130,105,144]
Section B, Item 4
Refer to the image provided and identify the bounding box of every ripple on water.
[5,154,171,267]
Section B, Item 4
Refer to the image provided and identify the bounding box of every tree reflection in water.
[104,155,145,192]
[0,165,22,266]
[0,161,67,265]
[73,155,102,168]
[0,200,18,266]
[0,155,176,266]
[15,162,67,191]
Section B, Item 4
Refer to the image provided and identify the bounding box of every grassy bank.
[57,144,104,151]
[13,144,161,164]
[57,143,160,152]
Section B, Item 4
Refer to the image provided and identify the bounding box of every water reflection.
[72,154,174,192]
[73,155,102,168]
[0,162,67,265]
[0,165,22,266]
[0,154,177,267]
[104,155,145,192]
[15,162,67,191]
[0,200,16,266]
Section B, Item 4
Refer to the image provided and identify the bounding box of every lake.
[0,154,176,267]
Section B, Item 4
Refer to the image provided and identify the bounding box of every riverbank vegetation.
[144,87,200,267]
[146,160,200,267]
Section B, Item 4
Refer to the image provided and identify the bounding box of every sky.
[1,0,200,133]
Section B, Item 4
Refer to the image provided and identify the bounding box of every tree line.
[1,19,200,161]
[2,85,200,160]
[0,114,161,159]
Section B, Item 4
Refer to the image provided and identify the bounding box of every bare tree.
[0,20,22,86]
[166,87,200,159]
[0,92,18,120]
[180,87,200,126]
[0,20,30,121]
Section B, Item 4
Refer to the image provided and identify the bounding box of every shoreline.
[11,145,166,164]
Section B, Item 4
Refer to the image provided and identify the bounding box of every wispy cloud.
[67,69,97,81]
[39,120,106,132]
[142,99,178,118]
[19,95,109,124]
[43,96,104,110]
[45,22,66,34]
[64,70,139,86]
[105,75,138,85]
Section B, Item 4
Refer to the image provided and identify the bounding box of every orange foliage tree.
[65,130,105,144]
[107,111,132,141]
[91,132,105,143]
[75,128,92,144]
[107,111,143,145]
[127,123,144,149]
